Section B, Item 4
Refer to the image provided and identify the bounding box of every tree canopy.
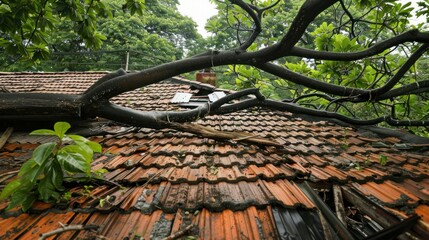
[0,0,203,71]
[0,0,142,66]
[1,0,429,135]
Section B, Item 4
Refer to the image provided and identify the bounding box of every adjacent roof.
[1,71,429,239]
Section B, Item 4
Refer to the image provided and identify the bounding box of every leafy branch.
[0,122,102,211]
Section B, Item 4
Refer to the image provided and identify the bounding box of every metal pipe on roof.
[125,51,130,71]
[299,182,356,240]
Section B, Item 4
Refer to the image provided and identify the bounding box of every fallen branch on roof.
[167,122,281,147]
[39,223,100,240]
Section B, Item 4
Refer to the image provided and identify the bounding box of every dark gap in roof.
[272,206,325,240]
[342,186,423,240]
[309,183,420,240]
[298,182,355,240]
[341,192,384,239]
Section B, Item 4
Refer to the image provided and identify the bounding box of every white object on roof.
[208,91,226,102]
[171,93,193,103]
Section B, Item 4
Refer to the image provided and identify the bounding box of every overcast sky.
[177,0,218,37]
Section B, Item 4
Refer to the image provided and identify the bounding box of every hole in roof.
[308,183,420,239]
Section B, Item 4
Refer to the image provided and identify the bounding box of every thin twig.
[0,169,19,184]
[39,224,100,240]
[0,127,13,150]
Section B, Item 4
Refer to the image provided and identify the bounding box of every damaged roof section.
[1,72,429,239]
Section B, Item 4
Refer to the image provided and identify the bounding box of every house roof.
[1,71,429,239]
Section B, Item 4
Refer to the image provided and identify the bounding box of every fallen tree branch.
[167,122,281,146]
[39,224,100,240]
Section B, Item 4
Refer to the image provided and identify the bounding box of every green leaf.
[87,141,102,153]
[0,179,21,200]
[64,144,92,164]
[32,142,56,165]
[30,129,57,136]
[54,122,71,139]
[51,160,64,191]
[18,158,37,176]
[18,158,40,183]
[6,184,35,211]
[67,134,89,143]
[99,198,105,207]
[57,148,89,174]
[38,167,61,202]
[21,194,37,212]
[68,134,101,153]
[77,143,93,162]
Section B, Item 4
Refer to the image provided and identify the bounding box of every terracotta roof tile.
[415,204,429,225]
[351,181,420,207]
[19,211,76,239]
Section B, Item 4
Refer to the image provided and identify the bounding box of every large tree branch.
[217,98,429,126]
[88,88,265,128]
[87,88,429,128]
[376,80,429,100]
[255,62,367,96]
[366,43,429,99]
[0,93,80,119]
[289,30,429,60]
[277,0,338,52]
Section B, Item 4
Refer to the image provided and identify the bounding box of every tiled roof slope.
[0,71,429,239]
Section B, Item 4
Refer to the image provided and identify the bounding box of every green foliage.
[0,122,102,211]
[204,0,428,136]
[0,0,146,68]
[8,0,202,71]
[379,155,388,165]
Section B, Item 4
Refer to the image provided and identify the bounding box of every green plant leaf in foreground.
[32,142,56,165]
[57,145,90,174]
[0,121,104,211]
[30,129,56,136]
[54,121,71,139]
[0,179,21,200]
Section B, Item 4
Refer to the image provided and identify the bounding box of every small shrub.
[0,122,102,211]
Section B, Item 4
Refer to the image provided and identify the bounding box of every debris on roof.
[208,91,226,102]
[1,72,429,239]
[171,93,192,103]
